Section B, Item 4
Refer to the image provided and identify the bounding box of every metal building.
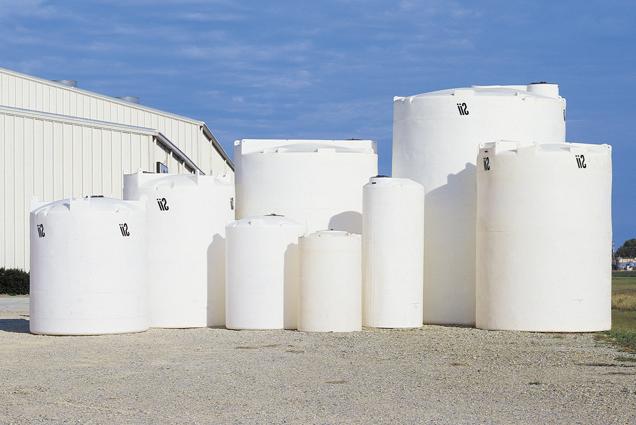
[0,67,233,270]
[0,67,233,175]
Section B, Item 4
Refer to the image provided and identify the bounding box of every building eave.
[201,124,234,170]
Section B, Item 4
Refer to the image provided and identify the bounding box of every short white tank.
[123,172,234,328]
[362,177,424,328]
[392,83,566,325]
[299,231,362,332]
[476,142,612,332]
[225,215,304,330]
[29,196,147,335]
[235,139,378,234]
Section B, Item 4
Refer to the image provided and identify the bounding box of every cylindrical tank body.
[299,231,362,332]
[476,142,612,332]
[29,197,147,335]
[235,139,378,234]
[123,172,234,328]
[225,215,304,330]
[362,177,424,328]
[392,83,566,325]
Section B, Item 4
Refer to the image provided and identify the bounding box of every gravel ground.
[0,296,635,424]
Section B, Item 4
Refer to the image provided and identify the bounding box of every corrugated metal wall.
[0,69,232,177]
[0,109,180,270]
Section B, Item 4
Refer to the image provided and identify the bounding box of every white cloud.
[0,0,55,19]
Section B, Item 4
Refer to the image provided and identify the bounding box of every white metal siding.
[0,69,232,177]
[0,109,171,270]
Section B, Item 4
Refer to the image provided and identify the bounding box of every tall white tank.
[29,197,147,335]
[123,172,234,328]
[392,83,566,325]
[362,177,424,328]
[298,231,362,332]
[476,142,612,332]
[235,139,378,234]
[225,215,304,330]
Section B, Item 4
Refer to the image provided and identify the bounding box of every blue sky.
[0,0,634,245]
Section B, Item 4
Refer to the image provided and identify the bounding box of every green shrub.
[0,268,30,295]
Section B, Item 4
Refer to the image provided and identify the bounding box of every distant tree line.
[616,239,636,258]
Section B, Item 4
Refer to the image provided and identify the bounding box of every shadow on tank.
[284,243,300,329]
[423,162,476,325]
[207,233,226,328]
[328,211,363,234]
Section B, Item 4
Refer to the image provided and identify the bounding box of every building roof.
[0,105,203,174]
[0,67,233,169]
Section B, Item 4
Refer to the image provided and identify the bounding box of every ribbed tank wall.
[392,83,566,325]
[123,172,234,328]
[235,139,378,234]
[362,177,424,328]
[29,197,148,335]
[476,142,612,332]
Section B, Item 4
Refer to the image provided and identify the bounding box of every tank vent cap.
[527,82,559,98]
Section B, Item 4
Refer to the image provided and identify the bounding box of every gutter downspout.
[201,124,235,170]
[154,132,205,175]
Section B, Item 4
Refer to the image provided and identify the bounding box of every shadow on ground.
[0,318,29,333]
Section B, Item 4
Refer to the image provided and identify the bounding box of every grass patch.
[613,271,636,278]
[613,294,636,311]
[606,275,636,352]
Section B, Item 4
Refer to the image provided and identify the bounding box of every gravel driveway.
[0,297,635,424]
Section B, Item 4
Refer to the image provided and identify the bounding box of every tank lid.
[32,196,141,215]
[125,172,232,190]
[400,83,561,100]
[263,143,372,154]
[526,82,559,98]
[480,141,611,156]
[367,176,423,188]
[227,215,303,229]
[305,230,360,239]
[237,139,377,155]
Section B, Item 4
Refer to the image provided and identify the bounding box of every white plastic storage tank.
[362,177,424,328]
[392,83,566,325]
[299,231,362,332]
[123,172,234,328]
[476,141,612,332]
[235,139,378,234]
[29,197,147,335]
[225,215,304,330]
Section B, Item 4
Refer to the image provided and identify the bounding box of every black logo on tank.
[119,223,130,237]
[457,102,469,116]
[575,155,587,169]
[156,197,169,211]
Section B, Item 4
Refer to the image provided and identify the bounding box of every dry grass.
[607,275,636,352]
[612,293,636,311]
